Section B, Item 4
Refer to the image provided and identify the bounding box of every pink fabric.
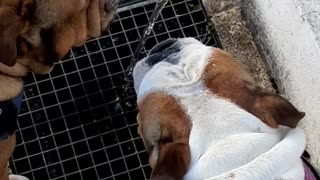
[304,162,317,180]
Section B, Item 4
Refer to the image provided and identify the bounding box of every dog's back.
[134,38,306,179]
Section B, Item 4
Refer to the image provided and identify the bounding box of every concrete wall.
[202,0,274,91]
[241,0,320,167]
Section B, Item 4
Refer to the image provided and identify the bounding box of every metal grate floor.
[10,0,222,179]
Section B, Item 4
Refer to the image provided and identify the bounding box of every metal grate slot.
[10,0,222,179]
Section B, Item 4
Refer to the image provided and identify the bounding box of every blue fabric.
[0,131,9,140]
[11,87,24,112]
[0,84,24,140]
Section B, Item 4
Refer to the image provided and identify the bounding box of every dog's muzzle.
[133,37,209,97]
[133,38,181,92]
[145,38,180,66]
[133,38,208,95]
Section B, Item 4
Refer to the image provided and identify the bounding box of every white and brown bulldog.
[133,38,307,180]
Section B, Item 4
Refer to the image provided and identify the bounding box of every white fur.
[134,38,210,98]
[133,38,306,180]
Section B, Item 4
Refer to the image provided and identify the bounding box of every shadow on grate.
[10,0,222,179]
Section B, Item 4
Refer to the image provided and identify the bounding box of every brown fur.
[0,1,118,179]
[0,0,32,100]
[203,48,305,128]
[0,0,33,66]
[0,0,119,97]
[100,0,119,32]
[0,0,118,70]
[19,0,119,73]
[87,0,102,37]
[0,76,24,102]
[138,93,191,180]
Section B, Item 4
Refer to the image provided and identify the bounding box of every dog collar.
[0,85,24,140]
[302,156,320,180]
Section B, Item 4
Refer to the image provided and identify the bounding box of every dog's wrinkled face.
[0,0,118,100]
[0,0,118,71]
[13,0,118,74]
[0,0,33,100]
[0,1,118,179]
[17,0,119,74]
[133,38,305,179]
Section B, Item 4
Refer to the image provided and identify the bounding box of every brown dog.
[0,0,118,179]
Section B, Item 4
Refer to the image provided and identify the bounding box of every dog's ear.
[202,49,305,129]
[0,15,21,66]
[151,143,190,180]
[252,90,305,128]
[138,93,192,180]
[137,112,190,180]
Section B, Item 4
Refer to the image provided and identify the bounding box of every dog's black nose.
[146,39,180,66]
[149,39,177,55]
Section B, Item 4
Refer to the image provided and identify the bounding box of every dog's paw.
[102,0,119,12]
[100,0,119,30]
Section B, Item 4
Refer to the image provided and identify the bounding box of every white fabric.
[133,38,306,180]
[9,175,29,180]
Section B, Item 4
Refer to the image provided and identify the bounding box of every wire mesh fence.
[10,0,222,179]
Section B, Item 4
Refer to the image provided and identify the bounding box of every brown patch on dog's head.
[203,48,305,128]
[138,93,191,180]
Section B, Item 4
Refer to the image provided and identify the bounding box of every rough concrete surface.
[202,0,274,92]
[295,0,320,44]
[203,0,320,169]
[241,0,320,168]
